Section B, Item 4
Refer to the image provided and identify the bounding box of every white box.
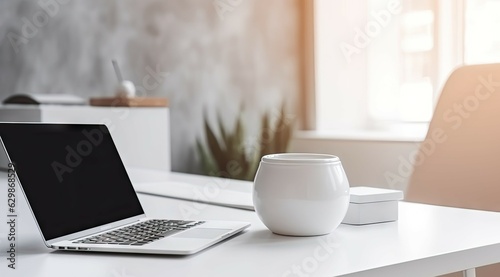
[342,186,404,225]
[0,104,170,172]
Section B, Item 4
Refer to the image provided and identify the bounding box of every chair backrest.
[406,63,500,211]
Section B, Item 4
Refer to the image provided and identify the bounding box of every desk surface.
[2,169,500,277]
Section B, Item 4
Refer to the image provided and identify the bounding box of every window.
[314,0,500,133]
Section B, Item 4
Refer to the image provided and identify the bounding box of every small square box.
[342,186,404,225]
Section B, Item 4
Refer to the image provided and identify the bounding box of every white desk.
[2,169,500,277]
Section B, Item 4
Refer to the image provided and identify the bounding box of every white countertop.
[2,169,500,276]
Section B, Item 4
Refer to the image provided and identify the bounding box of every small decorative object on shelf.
[89,60,168,107]
[112,59,136,98]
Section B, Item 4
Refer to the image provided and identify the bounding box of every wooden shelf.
[90,97,168,107]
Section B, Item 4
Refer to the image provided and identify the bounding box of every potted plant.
[197,103,293,181]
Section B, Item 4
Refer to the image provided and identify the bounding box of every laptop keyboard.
[73,219,205,246]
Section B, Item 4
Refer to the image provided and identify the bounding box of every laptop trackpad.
[174,228,232,239]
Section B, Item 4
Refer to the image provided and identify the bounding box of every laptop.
[0,123,250,255]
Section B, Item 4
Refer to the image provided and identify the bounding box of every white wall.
[289,134,420,192]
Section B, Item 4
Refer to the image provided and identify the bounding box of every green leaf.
[234,114,243,150]
[273,107,286,153]
[217,114,229,150]
[259,113,272,159]
[282,121,292,152]
[196,139,218,175]
[204,119,229,173]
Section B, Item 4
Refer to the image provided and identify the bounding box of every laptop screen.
[0,123,145,240]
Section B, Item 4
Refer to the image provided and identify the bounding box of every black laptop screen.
[0,123,144,240]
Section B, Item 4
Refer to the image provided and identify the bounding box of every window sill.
[295,123,428,142]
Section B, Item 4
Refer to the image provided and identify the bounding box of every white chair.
[406,63,500,277]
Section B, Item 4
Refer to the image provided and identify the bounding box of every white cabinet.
[0,105,170,172]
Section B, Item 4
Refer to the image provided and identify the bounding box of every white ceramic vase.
[253,153,350,236]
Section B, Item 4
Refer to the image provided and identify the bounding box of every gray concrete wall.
[0,0,301,173]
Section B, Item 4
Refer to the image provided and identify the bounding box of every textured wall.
[0,0,301,173]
